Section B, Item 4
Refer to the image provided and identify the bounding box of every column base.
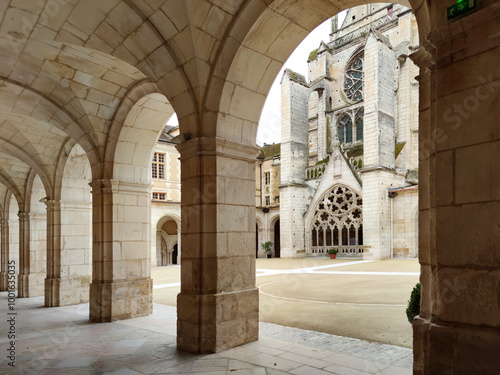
[45,277,91,307]
[0,271,8,291]
[177,288,259,353]
[413,316,500,374]
[89,278,152,322]
[18,273,44,298]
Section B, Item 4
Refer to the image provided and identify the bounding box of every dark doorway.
[274,220,280,258]
[172,244,178,265]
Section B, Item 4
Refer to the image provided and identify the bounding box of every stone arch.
[48,142,93,305]
[25,173,47,297]
[268,214,280,258]
[211,0,430,147]
[154,214,181,267]
[111,89,175,184]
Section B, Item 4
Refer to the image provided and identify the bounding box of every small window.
[274,196,279,204]
[265,196,270,206]
[264,172,271,185]
[152,192,166,201]
[152,152,165,179]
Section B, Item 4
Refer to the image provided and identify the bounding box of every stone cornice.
[176,136,259,163]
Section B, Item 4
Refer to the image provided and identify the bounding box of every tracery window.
[309,185,363,255]
[344,55,364,102]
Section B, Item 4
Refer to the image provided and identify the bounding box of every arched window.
[356,109,364,141]
[344,54,364,102]
[338,114,352,144]
[309,185,363,255]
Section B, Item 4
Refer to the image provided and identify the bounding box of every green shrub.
[327,248,338,254]
[406,283,421,323]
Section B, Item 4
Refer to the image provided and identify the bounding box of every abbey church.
[0,0,499,373]
[258,4,420,260]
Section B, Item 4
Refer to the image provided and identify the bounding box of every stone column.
[412,3,500,373]
[45,200,62,306]
[17,212,30,297]
[89,179,152,322]
[0,219,9,291]
[176,137,259,353]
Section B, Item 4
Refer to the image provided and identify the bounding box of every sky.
[168,11,347,145]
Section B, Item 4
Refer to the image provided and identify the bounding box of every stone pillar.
[280,69,310,258]
[176,137,259,353]
[0,219,9,291]
[361,30,398,260]
[45,200,62,306]
[89,179,152,322]
[176,228,181,264]
[17,212,30,297]
[413,3,500,373]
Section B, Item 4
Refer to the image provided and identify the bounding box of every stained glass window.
[344,55,364,102]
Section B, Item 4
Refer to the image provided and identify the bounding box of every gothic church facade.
[278,4,419,259]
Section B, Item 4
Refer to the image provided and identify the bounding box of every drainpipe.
[388,190,397,259]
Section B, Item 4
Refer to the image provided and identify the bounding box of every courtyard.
[152,259,420,348]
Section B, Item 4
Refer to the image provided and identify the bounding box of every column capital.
[176,136,260,163]
[89,179,151,194]
[44,199,61,210]
[409,42,435,74]
[17,211,30,220]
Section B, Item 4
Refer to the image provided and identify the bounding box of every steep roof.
[282,68,308,86]
[258,143,281,160]
[158,125,178,143]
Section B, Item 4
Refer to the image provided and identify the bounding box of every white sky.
[168,11,347,145]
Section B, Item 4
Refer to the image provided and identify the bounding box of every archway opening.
[251,2,422,348]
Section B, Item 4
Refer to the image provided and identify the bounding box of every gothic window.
[310,185,363,254]
[356,109,364,141]
[344,55,364,102]
[338,114,352,144]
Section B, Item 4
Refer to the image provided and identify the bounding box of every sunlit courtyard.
[153,258,420,348]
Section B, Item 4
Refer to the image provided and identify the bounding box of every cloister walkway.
[0,294,412,375]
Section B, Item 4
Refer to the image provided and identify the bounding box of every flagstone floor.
[0,294,412,375]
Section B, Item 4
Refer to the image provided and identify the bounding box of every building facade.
[279,4,419,260]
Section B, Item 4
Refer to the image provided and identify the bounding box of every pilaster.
[17,212,30,297]
[45,199,62,307]
[0,219,9,291]
[412,3,500,374]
